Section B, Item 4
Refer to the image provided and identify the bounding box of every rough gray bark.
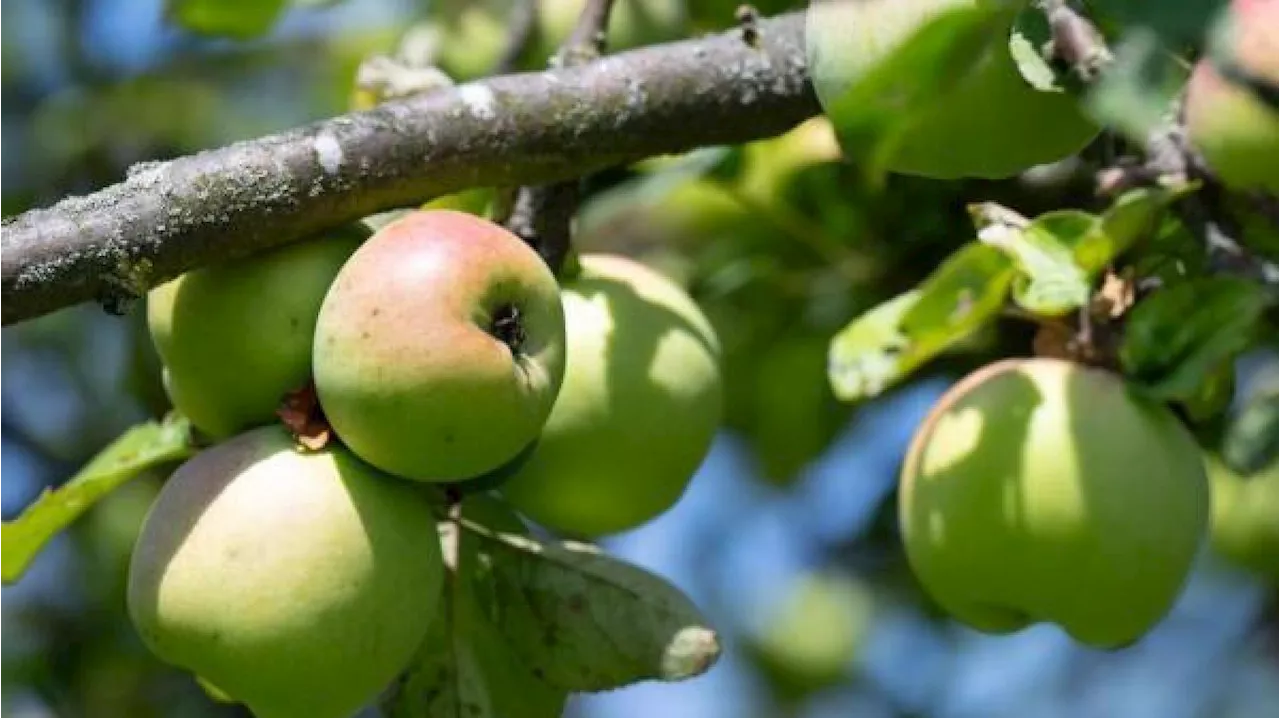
[2,12,818,326]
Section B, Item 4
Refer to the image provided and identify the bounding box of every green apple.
[147,227,367,439]
[1185,0,1279,193]
[313,210,566,482]
[899,358,1209,648]
[746,572,873,700]
[501,254,723,536]
[1206,456,1278,581]
[127,426,443,718]
[807,0,1099,179]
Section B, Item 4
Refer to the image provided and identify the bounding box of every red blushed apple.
[313,210,566,483]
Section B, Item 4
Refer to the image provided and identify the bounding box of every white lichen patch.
[313,133,344,175]
[459,84,496,120]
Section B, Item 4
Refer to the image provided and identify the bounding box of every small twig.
[555,0,617,66]
[736,5,761,47]
[1095,98,1279,289]
[493,0,541,74]
[507,0,619,275]
[1038,0,1113,83]
[505,183,580,272]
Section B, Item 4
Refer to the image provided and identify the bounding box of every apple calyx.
[488,302,529,354]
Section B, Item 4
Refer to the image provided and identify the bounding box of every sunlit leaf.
[2,415,195,585]
[827,291,919,402]
[1121,277,1270,401]
[828,243,1014,402]
[974,204,1091,316]
[1076,186,1184,273]
[167,0,289,39]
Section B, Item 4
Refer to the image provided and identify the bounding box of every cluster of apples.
[898,358,1211,648]
[126,209,723,717]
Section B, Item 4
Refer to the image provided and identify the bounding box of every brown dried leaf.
[1092,269,1136,320]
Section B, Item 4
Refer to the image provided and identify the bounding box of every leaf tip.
[660,626,722,682]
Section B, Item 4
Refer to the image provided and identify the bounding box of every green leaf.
[1178,359,1236,424]
[387,574,567,718]
[2,415,195,585]
[1222,390,1279,475]
[808,0,1011,178]
[1120,278,1270,400]
[385,496,568,718]
[827,291,920,402]
[974,203,1092,316]
[969,190,1184,318]
[385,496,719,717]
[828,243,1014,402]
[1076,186,1184,274]
[470,524,721,691]
[167,0,288,39]
[1086,0,1227,49]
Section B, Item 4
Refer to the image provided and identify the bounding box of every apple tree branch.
[1,12,817,326]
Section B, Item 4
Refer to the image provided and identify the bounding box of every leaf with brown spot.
[383,495,566,718]
[464,522,722,692]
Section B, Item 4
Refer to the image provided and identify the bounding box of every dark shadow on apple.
[1062,367,1208,649]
